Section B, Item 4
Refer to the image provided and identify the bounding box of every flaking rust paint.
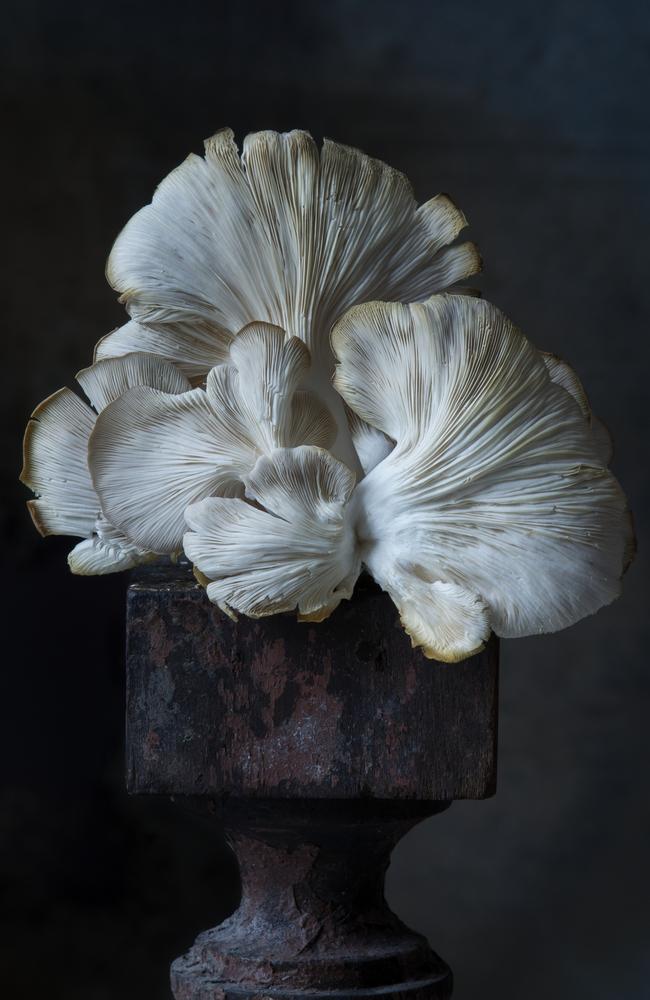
[222,635,344,789]
[169,799,454,998]
[126,563,498,801]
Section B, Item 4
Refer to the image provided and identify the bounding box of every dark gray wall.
[2,1,649,997]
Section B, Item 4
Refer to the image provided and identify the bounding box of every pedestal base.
[171,971,451,999]
[170,801,452,1000]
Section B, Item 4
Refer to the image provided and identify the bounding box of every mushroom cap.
[20,353,190,573]
[332,293,633,656]
[98,128,480,379]
[184,446,360,622]
[89,323,337,554]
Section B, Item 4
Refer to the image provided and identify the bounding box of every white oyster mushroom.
[95,128,480,474]
[89,322,336,554]
[20,353,190,574]
[184,447,360,622]
[331,294,632,659]
[19,125,634,661]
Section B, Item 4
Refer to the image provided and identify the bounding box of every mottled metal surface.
[170,800,453,1000]
[126,563,499,801]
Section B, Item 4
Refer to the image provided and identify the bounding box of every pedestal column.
[126,563,498,999]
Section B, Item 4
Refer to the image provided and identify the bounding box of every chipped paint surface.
[126,564,498,801]
[170,801,453,999]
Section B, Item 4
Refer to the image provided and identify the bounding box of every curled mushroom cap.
[20,353,190,574]
[184,446,360,622]
[89,322,337,554]
[331,294,633,658]
[98,128,479,374]
[95,128,479,472]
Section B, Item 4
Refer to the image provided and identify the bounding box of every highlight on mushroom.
[20,128,634,661]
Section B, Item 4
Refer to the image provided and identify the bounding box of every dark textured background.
[2,1,649,997]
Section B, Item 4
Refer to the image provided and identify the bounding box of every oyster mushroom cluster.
[21,129,633,661]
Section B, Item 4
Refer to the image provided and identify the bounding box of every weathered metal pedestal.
[126,563,498,999]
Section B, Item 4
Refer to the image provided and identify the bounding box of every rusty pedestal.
[126,563,499,999]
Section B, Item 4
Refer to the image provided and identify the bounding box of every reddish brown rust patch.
[170,801,453,1000]
[144,729,160,762]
